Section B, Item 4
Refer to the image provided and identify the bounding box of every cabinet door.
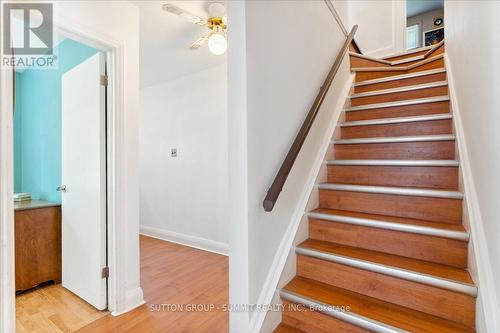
[15,207,61,292]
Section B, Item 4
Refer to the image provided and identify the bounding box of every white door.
[61,53,107,310]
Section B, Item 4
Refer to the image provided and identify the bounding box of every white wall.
[227,1,352,331]
[245,0,345,306]
[344,0,406,57]
[139,64,229,254]
[445,1,500,332]
[332,0,349,27]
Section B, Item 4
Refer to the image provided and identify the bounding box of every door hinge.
[100,75,108,86]
[101,266,110,279]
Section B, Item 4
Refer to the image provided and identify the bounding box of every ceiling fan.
[162,1,227,55]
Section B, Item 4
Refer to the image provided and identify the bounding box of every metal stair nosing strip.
[350,81,448,99]
[340,114,452,127]
[354,68,446,87]
[317,183,464,199]
[307,211,469,241]
[325,160,460,167]
[345,96,450,112]
[295,246,478,297]
[332,134,456,145]
[280,289,409,333]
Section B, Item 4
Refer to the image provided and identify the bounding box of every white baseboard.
[111,287,145,316]
[140,225,229,256]
[249,68,355,333]
[445,54,500,333]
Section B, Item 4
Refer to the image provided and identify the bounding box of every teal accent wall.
[14,39,98,203]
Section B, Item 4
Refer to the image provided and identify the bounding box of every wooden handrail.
[263,25,358,212]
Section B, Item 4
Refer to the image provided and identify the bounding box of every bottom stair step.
[281,277,475,333]
[296,240,477,326]
[296,239,476,326]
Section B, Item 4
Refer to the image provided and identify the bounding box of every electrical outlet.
[171,148,177,157]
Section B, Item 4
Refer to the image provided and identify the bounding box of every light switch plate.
[171,148,177,157]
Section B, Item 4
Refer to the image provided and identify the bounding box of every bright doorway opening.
[406,0,444,50]
[14,36,109,332]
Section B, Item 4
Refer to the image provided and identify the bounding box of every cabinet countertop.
[14,200,61,211]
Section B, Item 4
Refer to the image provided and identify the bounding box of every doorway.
[13,36,109,332]
[406,0,444,50]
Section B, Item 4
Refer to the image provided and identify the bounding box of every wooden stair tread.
[333,140,456,161]
[298,238,473,285]
[382,47,431,61]
[352,54,444,72]
[345,99,450,121]
[354,70,447,94]
[327,163,458,190]
[354,56,445,82]
[311,208,465,232]
[284,277,475,333]
[273,323,307,333]
[382,41,443,62]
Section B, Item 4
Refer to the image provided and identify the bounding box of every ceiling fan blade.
[189,31,213,50]
[162,3,207,26]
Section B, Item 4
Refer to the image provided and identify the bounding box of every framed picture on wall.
[423,27,444,46]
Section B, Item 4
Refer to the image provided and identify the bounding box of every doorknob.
[56,185,67,192]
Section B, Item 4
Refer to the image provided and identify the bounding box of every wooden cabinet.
[15,204,62,292]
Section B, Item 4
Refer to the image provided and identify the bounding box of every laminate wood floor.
[76,235,229,332]
[16,284,108,332]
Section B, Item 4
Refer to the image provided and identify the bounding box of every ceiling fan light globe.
[208,33,227,55]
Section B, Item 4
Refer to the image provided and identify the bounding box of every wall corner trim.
[140,225,229,256]
[249,70,355,333]
[445,54,500,333]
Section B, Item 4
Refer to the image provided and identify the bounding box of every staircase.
[274,42,477,333]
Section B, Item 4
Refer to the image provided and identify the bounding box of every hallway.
[77,236,229,332]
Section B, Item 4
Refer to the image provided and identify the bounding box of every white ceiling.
[136,0,227,88]
[407,0,444,18]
